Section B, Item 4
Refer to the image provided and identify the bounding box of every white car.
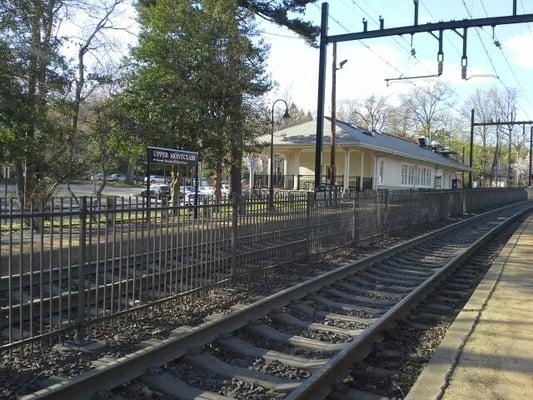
[144,175,170,184]
[199,186,214,195]
[109,173,127,182]
[181,192,210,206]
[180,185,195,194]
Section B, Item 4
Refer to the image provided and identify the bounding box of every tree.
[465,87,499,183]
[340,95,389,132]
[66,0,126,192]
[277,103,312,130]
[399,81,454,143]
[0,0,70,210]
[236,0,319,45]
[120,0,270,203]
[494,88,519,186]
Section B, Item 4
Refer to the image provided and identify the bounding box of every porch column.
[372,154,377,190]
[282,156,288,190]
[293,151,301,190]
[343,149,350,191]
[359,151,365,191]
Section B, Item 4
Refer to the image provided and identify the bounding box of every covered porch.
[254,147,376,191]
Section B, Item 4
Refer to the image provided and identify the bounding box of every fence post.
[77,196,88,338]
[230,193,239,277]
[306,191,313,257]
[106,196,116,225]
[351,193,357,244]
[461,188,466,215]
[383,189,389,241]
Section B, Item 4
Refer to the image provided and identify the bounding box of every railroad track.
[330,218,522,399]
[19,202,532,400]
[0,214,317,344]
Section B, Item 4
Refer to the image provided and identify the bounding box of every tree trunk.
[14,160,25,210]
[170,164,180,208]
[126,159,135,185]
[230,150,242,196]
[95,178,106,197]
[214,161,222,203]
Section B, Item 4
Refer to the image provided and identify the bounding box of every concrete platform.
[407,211,533,400]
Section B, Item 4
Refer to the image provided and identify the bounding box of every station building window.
[402,164,409,185]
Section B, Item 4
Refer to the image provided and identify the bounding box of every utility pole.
[330,42,337,187]
[315,3,329,190]
[469,109,474,189]
[329,43,348,187]
[530,126,532,187]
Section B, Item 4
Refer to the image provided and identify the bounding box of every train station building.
[256,118,473,191]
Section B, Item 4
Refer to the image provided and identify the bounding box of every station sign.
[148,146,198,166]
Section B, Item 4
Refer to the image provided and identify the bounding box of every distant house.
[255,118,472,191]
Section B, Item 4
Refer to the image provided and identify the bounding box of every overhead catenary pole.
[530,126,532,187]
[314,1,533,190]
[330,42,337,187]
[462,146,465,188]
[469,117,533,187]
[327,12,533,44]
[469,109,474,188]
[315,2,329,190]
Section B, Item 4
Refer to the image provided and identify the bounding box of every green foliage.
[117,0,271,195]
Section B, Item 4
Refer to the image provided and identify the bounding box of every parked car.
[91,172,106,181]
[180,185,196,194]
[143,175,170,184]
[199,186,214,195]
[109,173,127,182]
[181,192,210,206]
[139,184,171,199]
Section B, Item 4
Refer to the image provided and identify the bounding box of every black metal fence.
[0,188,528,349]
[254,174,374,192]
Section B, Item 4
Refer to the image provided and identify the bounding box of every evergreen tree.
[120,0,270,201]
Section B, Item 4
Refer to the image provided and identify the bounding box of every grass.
[68,180,143,188]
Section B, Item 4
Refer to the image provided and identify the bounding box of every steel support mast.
[315,1,533,189]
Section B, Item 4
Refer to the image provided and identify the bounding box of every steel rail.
[286,205,532,400]
[22,202,531,400]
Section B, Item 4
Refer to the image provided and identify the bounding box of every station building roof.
[258,118,473,172]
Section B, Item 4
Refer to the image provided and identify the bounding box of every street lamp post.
[270,99,290,209]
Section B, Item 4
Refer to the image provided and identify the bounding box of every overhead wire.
[341,1,468,109]
[420,0,463,57]
[478,0,532,115]
[314,2,464,115]
[346,0,469,103]
[461,0,531,118]
[519,0,533,35]
[258,30,302,39]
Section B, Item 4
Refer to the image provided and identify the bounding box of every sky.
[63,0,533,122]
[263,0,533,121]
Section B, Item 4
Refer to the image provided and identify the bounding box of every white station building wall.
[375,155,458,190]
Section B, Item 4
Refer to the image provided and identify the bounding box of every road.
[1,183,145,199]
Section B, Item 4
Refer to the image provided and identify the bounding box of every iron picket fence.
[0,187,528,350]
